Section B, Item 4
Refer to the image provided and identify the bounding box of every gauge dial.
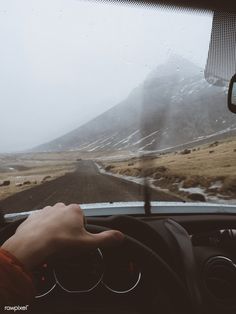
[102,250,141,293]
[32,262,56,298]
[54,249,103,292]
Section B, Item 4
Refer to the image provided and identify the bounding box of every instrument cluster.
[32,247,141,298]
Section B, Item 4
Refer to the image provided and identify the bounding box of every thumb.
[84,230,125,249]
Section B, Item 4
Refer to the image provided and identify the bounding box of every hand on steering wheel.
[1,203,124,270]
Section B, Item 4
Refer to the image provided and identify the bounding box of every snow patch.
[113,130,140,147]
[80,139,101,150]
[88,145,101,152]
[139,139,156,151]
[132,130,160,146]
[179,186,205,194]
[179,184,236,204]
[210,181,222,189]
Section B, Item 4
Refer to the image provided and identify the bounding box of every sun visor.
[205,12,236,86]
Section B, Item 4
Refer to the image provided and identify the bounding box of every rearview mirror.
[228,74,236,114]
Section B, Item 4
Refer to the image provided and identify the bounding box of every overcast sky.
[0,0,213,153]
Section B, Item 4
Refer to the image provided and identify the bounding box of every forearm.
[1,232,54,270]
[0,248,35,307]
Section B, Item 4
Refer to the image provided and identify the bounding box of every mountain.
[33,55,236,153]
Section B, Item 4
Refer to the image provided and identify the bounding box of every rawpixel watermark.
[4,305,29,312]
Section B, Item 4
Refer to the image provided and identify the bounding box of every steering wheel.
[87,224,193,314]
[0,217,195,314]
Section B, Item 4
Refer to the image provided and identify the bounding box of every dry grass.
[0,152,79,201]
[101,137,236,200]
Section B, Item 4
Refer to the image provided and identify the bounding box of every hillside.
[33,55,236,153]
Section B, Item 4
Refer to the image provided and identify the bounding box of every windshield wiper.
[144,178,151,216]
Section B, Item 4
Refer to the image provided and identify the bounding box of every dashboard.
[192,228,236,314]
[2,214,236,314]
[33,247,141,297]
[29,235,153,314]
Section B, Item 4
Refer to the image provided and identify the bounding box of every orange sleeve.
[0,248,35,306]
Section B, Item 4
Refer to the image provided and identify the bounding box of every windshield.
[0,0,236,215]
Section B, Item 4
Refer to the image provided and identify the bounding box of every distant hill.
[33,55,236,153]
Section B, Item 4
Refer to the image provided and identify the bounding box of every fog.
[0,0,212,153]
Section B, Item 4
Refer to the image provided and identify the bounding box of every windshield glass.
[1,0,235,214]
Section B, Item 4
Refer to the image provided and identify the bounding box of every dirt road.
[0,160,181,214]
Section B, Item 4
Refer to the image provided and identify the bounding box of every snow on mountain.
[33,55,235,153]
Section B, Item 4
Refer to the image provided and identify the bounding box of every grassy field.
[100,137,236,203]
[0,152,80,201]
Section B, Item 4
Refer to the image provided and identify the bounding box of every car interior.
[1,0,236,313]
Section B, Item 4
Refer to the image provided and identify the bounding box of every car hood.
[4,201,236,222]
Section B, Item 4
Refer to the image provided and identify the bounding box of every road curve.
[0,160,182,214]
